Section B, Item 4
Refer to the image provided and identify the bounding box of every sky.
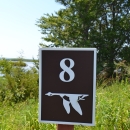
[0,0,64,59]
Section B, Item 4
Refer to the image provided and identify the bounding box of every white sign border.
[39,48,97,126]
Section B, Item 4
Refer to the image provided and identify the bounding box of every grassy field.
[0,81,130,130]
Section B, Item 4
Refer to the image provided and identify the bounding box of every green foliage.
[95,81,130,130]
[0,99,56,130]
[37,0,130,77]
[11,61,26,67]
[96,61,130,88]
[114,60,130,81]
[0,81,129,129]
[0,58,38,103]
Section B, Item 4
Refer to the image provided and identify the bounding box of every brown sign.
[39,48,96,126]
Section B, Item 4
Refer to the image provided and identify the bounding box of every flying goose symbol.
[45,92,89,115]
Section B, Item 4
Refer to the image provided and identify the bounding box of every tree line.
[37,0,130,78]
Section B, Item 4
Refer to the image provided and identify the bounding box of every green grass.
[0,81,130,130]
[0,99,56,130]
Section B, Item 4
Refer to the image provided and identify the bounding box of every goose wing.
[69,96,82,115]
[63,99,70,114]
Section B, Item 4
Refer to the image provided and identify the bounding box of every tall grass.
[0,59,129,129]
[0,80,129,130]
[0,99,56,130]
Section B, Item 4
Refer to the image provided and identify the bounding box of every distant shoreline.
[0,58,38,62]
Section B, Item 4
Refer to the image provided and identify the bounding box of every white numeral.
[59,58,75,82]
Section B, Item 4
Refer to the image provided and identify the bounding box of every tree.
[37,0,130,77]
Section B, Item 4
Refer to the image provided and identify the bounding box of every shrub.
[0,58,38,104]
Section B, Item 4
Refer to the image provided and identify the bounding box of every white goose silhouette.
[45,92,89,115]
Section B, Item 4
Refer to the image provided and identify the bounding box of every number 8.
[59,58,75,82]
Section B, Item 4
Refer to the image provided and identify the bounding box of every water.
[24,62,34,70]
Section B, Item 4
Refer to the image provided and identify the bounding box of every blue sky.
[0,0,64,59]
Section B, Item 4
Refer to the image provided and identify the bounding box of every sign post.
[57,124,74,130]
[39,48,97,128]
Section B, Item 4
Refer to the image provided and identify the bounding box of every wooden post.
[57,124,74,130]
